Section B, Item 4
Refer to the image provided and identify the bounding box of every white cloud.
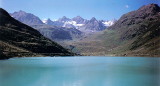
[125,5,129,8]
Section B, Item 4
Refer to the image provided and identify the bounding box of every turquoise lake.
[0,57,159,86]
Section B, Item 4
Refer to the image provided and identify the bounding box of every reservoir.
[0,57,159,86]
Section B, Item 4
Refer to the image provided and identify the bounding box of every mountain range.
[10,11,115,32]
[43,16,115,32]
[10,11,115,41]
[0,8,75,59]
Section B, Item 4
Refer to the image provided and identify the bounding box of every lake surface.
[0,56,160,86]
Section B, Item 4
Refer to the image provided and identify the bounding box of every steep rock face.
[0,8,75,59]
[10,10,44,25]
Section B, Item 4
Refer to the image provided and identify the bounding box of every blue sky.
[0,0,160,20]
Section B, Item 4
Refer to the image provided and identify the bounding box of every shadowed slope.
[0,8,75,59]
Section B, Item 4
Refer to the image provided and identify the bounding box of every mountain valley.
[70,4,160,57]
[1,4,159,57]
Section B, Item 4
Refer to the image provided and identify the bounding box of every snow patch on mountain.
[42,19,47,24]
[103,21,114,26]
[63,21,84,28]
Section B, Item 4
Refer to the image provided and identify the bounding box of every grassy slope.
[69,24,160,57]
